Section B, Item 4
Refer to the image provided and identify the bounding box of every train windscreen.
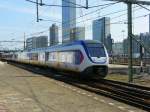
[86,43,106,57]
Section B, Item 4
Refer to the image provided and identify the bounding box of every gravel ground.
[0,61,146,112]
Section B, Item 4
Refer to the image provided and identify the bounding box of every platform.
[0,61,146,112]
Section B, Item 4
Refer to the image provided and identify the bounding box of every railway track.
[89,79,150,111]
[8,61,150,111]
[53,76,150,111]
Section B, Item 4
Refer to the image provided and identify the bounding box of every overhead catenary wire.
[4,11,149,48]
[22,7,150,45]
[110,6,143,20]
[25,6,144,37]
[26,0,120,9]
[88,1,120,8]
[25,1,121,37]
[60,11,150,41]
[26,0,83,8]
[24,1,149,39]
[137,4,150,12]
[35,1,121,26]
[26,0,119,23]
[61,4,138,29]
[26,0,121,30]
[62,1,120,25]
[26,11,149,38]
[39,2,139,29]
[38,19,62,23]
[62,0,85,8]
[62,6,145,32]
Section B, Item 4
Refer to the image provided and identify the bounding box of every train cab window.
[85,43,106,57]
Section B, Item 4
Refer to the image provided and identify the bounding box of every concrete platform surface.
[0,61,146,112]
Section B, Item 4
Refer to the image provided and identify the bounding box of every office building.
[123,33,150,58]
[149,14,150,33]
[112,42,124,55]
[92,17,112,53]
[62,0,76,43]
[92,17,110,44]
[49,24,59,46]
[26,36,48,50]
[26,37,37,50]
[70,27,85,41]
[36,36,48,48]
[105,34,113,54]
[123,36,140,58]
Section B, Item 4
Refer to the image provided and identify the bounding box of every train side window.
[48,50,83,65]
[31,53,38,60]
[49,52,57,62]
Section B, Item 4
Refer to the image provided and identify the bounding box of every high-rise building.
[62,0,76,43]
[26,36,48,50]
[36,36,48,48]
[123,33,150,58]
[92,17,110,44]
[70,27,85,41]
[49,24,59,46]
[123,37,140,57]
[92,17,112,54]
[112,42,124,55]
[149,14,150,33]
[105,34,113,54]
[26,37,37,50]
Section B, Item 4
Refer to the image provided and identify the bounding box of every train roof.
[25,40,102,52]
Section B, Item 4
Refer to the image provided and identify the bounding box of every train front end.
[82,40,109,78]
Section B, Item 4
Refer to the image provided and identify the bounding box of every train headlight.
[91,57,107,63]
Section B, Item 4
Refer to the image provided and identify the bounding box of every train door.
[45,52,49,61]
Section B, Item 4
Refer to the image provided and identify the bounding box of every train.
[1,40,109,79]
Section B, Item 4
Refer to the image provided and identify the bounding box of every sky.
[0,0,150,50]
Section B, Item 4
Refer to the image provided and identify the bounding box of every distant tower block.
[149,14,150,34]
[92,17,110,43]
[92,17,113,54]
[62,0,76,43]
[70,27,85,41]
[49,24,59,46]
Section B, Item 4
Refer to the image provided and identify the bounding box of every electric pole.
[128,2,133,82]
[40,0,43,6]
[86,0,89,9]
[36,0,39,22]
[107,0,150,82]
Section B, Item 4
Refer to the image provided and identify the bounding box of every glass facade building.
[70,27,85,41]
[92,17,112,54]
[49,24,59,46]
[26,36,48,50]
[149,14,150,33]
[92,17,110,44]
[62,0,76,43]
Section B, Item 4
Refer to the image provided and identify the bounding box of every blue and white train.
[2,40,109,78]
